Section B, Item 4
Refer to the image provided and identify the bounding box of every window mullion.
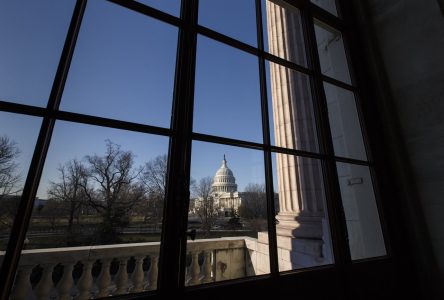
[158,0,198,294]
[255,0,279,276]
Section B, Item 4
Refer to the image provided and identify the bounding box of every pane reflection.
[315,21,351,84]
[336,163,386,260]
[324,82,367,160]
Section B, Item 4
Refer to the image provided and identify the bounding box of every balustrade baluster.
[96,259,112,298]
[114,257,129,295]
[184,254,190,286]
[57,263,74,300]
[131,256,145,292]
[202,251,213,283]
[146,255,158,291]
[77,260,93,300]
[34,264,54,300]
[10,265,33,300]
[189,251,201,285]
[6,239,246,298]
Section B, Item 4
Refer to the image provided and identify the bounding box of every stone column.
[266,0,327,269]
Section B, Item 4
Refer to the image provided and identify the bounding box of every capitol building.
[191,155,242,217]
[211,155,242,217]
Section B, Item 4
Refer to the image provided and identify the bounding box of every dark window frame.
[0,0,392,298]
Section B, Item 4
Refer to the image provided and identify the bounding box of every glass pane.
[314,21,351,85]
[186,141,269,285]
[193,36,262,142]
[272,153,333,271]
[336,163,386,260]
[14,122,169,296]
[266,61,319,152]
[262,0,307,67]
[199,0,257,46]
[0,112,41,269]
[61,0,178,128]
[324,82,366,160]
[0,0,75,106]
[311,0,338,16]
[136,0,180,17]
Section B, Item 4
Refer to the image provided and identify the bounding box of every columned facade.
[212,155,237,194]
[212,156,241,216]
[266,0,329,269]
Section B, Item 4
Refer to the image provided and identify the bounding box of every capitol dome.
[212,155,237,193]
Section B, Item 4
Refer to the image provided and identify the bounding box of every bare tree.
[239,183,268,231]
[192,176,218,236]
[0,136,21,198]
[0,136,21,233]
[0,196,20,234]
[38,199,65,231]
[83,140,144,244]
[139,154,167,223]
[239,183,267,219]
[47,159,88,236]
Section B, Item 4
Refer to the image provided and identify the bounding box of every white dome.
[215,165,234,177]
[212,155,237,193]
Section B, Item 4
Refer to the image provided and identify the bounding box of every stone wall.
[358,0,444,297]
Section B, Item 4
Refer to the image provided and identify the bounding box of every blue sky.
[61,0,178,128]
[0,0,76,106]
[0,0,285,198]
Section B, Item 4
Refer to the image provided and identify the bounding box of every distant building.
[34,197,48,210]
[211,155,241,217]
[191,156,242,217]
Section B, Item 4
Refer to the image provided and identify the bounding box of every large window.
[0,0,387,298]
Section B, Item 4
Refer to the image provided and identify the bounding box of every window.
[0,0,388,298]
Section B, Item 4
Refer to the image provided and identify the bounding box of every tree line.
[45,140,169,244]
[0,138,169,244]
[1,136,271,245]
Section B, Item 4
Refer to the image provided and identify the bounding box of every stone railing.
[4,237,248,300]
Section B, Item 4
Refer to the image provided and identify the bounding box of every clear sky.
[0,0,284,199]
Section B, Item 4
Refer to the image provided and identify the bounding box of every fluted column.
[266,0,325,239]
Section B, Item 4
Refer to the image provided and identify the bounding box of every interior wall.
[356,0,444,296]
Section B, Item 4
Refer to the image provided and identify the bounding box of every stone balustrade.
[3,237,248,300]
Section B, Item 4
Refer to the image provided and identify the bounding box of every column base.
[257,231,325,270]
[275,212,324,239]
